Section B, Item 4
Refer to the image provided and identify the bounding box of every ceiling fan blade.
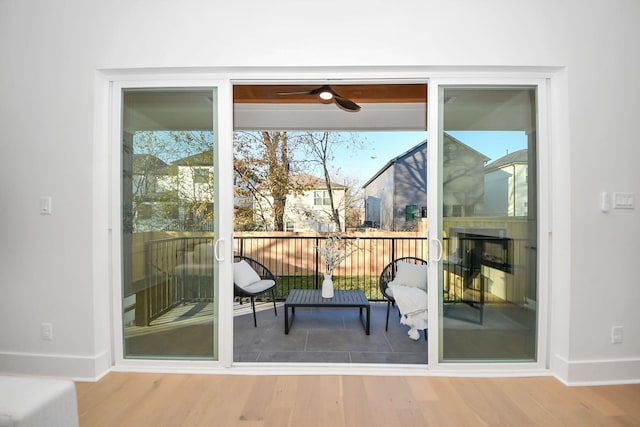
[280,85,331,96]
[277,90,315,96]
[277,84,361,112]
[333,95,361,112]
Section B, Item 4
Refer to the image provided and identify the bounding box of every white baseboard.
[3,349,637,386]
[0,350,111,382]
[552,353,640,386]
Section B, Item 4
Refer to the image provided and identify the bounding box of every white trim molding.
[553,354,640,386]
[0,350,111,382]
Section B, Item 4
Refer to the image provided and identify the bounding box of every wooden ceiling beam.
[233,84,427,104]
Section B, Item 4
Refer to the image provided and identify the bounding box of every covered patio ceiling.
[233,83,429,131]
[233,84,428,105]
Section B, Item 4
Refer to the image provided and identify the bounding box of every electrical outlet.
[41,323,53,341]
[611,326,623,344]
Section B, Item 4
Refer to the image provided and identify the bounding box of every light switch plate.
[601,192,611,212]
[40,196,52,215]
[613,192,635,209]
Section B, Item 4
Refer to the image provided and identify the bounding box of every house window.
[285,221,295,232]
[314,190,331,205]
[451,204,475,217]
[317,222,336,232]
[193,167,210,184]
[464,204,475,216]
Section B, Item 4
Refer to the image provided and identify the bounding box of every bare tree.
[299,132,365,231]
[125,130,214,232]
[338,175,365,229]
[233,131,367,231]
[234,131,309,231]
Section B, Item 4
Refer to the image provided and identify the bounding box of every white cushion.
[0,376,79,427]
[389,261,428,291]
[242,279,275,293]
[233,260,261,289]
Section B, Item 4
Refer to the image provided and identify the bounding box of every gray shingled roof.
[290,173,346,189]
[362,133,490,188]
[484,149,528,172]
[361,140,427,188]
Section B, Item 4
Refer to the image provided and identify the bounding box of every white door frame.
[100,67,553,375]
[107,76,235,371]
[426,76,551,373]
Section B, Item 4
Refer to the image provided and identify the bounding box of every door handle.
[431,238,443,262]
[214,238,224,262]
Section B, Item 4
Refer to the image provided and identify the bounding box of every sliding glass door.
[436,86,538,362]
[121,88,219,360]
[111,76,544,369]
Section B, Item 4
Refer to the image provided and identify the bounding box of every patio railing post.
[314,236,320,290]
[391,238,395,268]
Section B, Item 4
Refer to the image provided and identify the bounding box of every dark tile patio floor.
[233,301,428,364]
[124,300,531,362]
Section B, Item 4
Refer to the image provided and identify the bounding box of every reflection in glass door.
[121,88,219,359]
[439,87,537,362]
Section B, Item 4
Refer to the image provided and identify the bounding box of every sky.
[136,129,528,186]
[330,130,528,185]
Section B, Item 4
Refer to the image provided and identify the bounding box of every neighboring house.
[362,134,488,231]
[169,150,215,204]
[132,151,214,231]
[483,149,529,217]
[441,133,490,218]
[253,173,347,232]
[362,140,428,231]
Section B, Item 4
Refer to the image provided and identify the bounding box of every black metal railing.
[137,233,532,326]
[234,235,429,302]
[136,234,428,324]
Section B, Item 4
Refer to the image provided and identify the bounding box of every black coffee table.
[284,289,370,335]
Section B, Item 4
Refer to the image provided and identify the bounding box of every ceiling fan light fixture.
[319,90,333,100]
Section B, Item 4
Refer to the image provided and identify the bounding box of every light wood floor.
[75,372,640,426]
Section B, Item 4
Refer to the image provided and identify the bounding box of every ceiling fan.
[277,85,361,112]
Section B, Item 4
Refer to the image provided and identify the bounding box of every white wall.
[284,189,346,232]
[1,0,639,384]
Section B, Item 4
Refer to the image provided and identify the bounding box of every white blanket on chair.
[388,284,428,339]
